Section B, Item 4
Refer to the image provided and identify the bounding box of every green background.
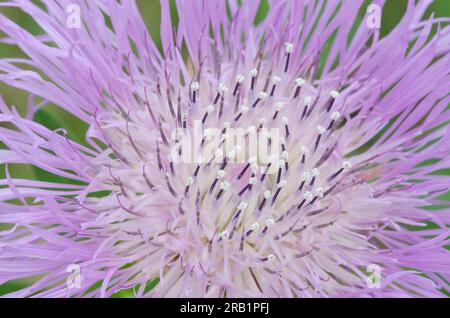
[0,0,448,297]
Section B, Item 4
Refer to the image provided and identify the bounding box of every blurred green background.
[0,0,448,297]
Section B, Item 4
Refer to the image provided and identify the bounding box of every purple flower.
[0,0,449,298]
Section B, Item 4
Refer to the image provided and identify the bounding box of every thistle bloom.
[0,0,449,298]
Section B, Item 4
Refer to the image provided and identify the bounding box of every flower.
[0,0,449,298]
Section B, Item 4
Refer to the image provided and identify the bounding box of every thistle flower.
[0,0,449,298]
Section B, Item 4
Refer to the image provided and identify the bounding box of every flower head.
[0,1,449,298]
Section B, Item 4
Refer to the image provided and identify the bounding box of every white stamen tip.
[331,111,341,120]
[267,254,276,262]
[240,106,249,114]
[302,172,311,181]
[205,104,215,114]
[258,91,269,101]
[343,161,352,170]
[275,102,285,111]
[236,74,245,83]
[190,81,199,91]
[250,68,258,77]
[317,125,326,135]
[300,146,309,155]
[223,122,231,129]
[186,177,194,186]
[295,77,305,86]
[219,230,229,239]
[248,156,257,164]
[217,170,226,179]
[330,90,340,98]
[238,202,248,210]
[265,218,275,227]
[250,163,259,174]
[277,180,287,188]
[281,151,289,160]
[264,190,272,199]
[251,222,260,231]
[218,83,228,93]
[247,125,256,134]
[248,177,257,185]
[259,117,266,124]
[314,187,324,198]
[219,181,230,191]
[304,96,312,106]
[311,168,320,177]
[284,42,294,53]
[272,76,282,84]
[282,116,289,125]
[304,191,313,201]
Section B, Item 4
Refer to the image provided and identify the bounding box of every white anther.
[278,159,286,167]
[190,81,199,91]
[272,75,282,84]
[223,121,231,129]
[219,181,230,191]
[267,254,276,262]
[331,111,341,121]
[215,148,224,158]
[222,133,230,140]
[251,222,260,231]
[247,125,256,134]
[282,116,289,125]
[250,68,258,77]
[265,218,275,227]
[343,161,352,170]
[277,180,287,188]
[275,102,285,111]
[258,91,269,101]
[281,151,289,160]
[238,202,248,210]
[250,163,259,174]
[205,104,215,114]
[314,187,324,198]
[303,191,313,201]
[218,83,228,93]
[264,190,272,199]
[317,125,326,135]
[284,42,294,53]
[295,77,305,87]
[241,106,249,114]
[248,177,257,185]
[259,117,266,124]
[186,177,194,186]
[300,146,309,155]
[248,157,257,164]
[330,90,340,98]
[311,168,320,177]
[302,172,311,181]
[304,96,312,106]
[217,170,226,179]
[264,131,272,139]
[236,74,245,83]
[219,230,229,240]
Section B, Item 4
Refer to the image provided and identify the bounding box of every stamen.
[326,90,340,112]
[284,42,294,72]
[190,81,199,103]
[233,74,245,96]
[293,77,305,99]
[270,75,282,96]
[250,68,258,91]
[314,125,326,152]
